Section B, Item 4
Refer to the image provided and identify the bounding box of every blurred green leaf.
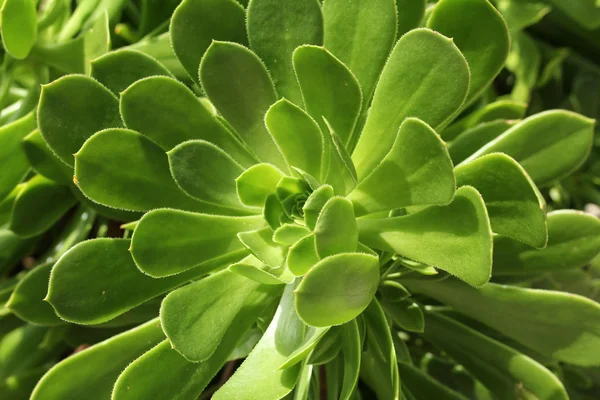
[0,0,37,60]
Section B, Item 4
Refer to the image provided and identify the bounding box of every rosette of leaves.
[22,0,600,399]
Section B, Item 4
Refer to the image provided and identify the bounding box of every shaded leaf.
[0,112,37,201]
[303,184,334,230]
[340,319,361,400]
[448,120,517,165]
[314,197,358,258]
[396,0,426,36]
[238,227,286,268]
[22,130,72,185]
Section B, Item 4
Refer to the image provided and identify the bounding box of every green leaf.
[314,197,358,258]
[348,118,455,216]
[214,284,304,400]
[22,130,72,185]
[247,0,323,105]
[455,153,547,248]
[131,209,262,277]
[0,229,37,276]
[228,256,292,285]
[238,227,287,268]
[200,41,287,170]
[359,186,493,287]
[340,319,361,400]
[303,184,334,230]
[273,224,310,246]
[265,99,323,179]
[0,112,37,201]
[236,163,285,207]
[287,234,320,277]
[461,110,595,186]
[422,310,568,400]
[405,277,600,366]
[10,176,76,238]
[506,32,540,103]
[161,270,279,362]
[6,263,63,326]
[30,319,165,400]
[307,327,342,365]
[351,28,470,179]
[295,253,379,327]
[323,0,397,105]
[83,11,110,75]
[120,77,257,167]
[448,120,517,165]
[47,238,224,324]
[546,0,600,30]
[38,75,123,167]
[321,121,358,196]
[428,0,509,104]
[398,362,468,400]
[493,210,600,276]
[383,298,425,333]
[293,45,362,146]
[0,0,37,60]
[396,0,426,36]
[90,49,172,95]
[170,0,247,82]
[279,326,329,369]
[168,140,246,209]
[75,128,231,213]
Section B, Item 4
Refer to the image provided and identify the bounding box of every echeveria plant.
[1,0,600,399]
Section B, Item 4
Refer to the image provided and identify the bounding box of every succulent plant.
[1,0,600,399]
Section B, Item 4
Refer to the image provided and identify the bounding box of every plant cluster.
[0,0,600,399]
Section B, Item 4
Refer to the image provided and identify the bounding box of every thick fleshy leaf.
[493,210,600,276]
[38,75,123,167]
[0,0,37,60]
[90,49,172,95]
[340,319,361,400]
[6,263,62,326]
[352,29,470,179]
[308,327,343,365]
[348,118,455,216]
[428,0,509,104]
[279,326,329,369]
[83,11,110,75]
[293,45,362,146]
[120,76,256,166]
[247,0,323,104]
[321,121,358,196]
[396,0,426,36]
[295,253,379,327]
[22,130,72,185]
[462,110,595,186]
[273,224,310,245]
[0,229,36,276]
[398,362,468,400]
[287,234,320,277]
[455,153,547,248]
[214,284,304,400]
[238,227,287,268]
[113,289,272,400]
[170,0,247,82]
[236,163,285,207]
[448,120,517,165]
[423,311,568,400]
[9,176,76,238]
[359,186,493,287]
[47,239,224,324]
[30,319,165,400]
[303,184,334,230]
[131,209,262,277]
[314,197,358,258]
[229,256,293,285]
[405,278,600,366]
[200,41,287,170]
[161,270,278,362]
[323,0,397,105]
[75,128,230,213]
[383,298,424,333]
[0,112,37,201]
[168,140,245,209]
[265,99,323,178]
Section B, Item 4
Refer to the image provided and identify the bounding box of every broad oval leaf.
[22,130,72,185]
[352,28,470,179]
[295,253,380,327]
[273,224,310,246]
[170,0,247,82]
[30,319,165,400]
[131,208,262,277]
[493,210,600,276]
[293,45,362,146]
[0,112,37,201]
[462,110,595,186]
[168,140,246,209]
[314,197,358,258]
[265,99,323,179]
[383,298,425,333]
[428,0,509,104]
[405,278,600,366]
[238,227,287,268]
[448,120,517,165]
[38,75,123,167]
[120,76,256,166]
[359,186,493,287]
[348,117,455,216]
[0,0,37,60]
[455,153,547,248]
[323,0,397,105]
[90,49,172,95]
[200,41,287,170]
[247,0,323,104]
[236,163,285,207]
[287,234,320,277]
[303,184,334,230]
[396,0,426,36]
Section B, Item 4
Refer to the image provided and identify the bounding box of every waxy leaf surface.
[0,113,37,201]
[0,0,37,60]
[314,197,358,258]
[236,163,285,207]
